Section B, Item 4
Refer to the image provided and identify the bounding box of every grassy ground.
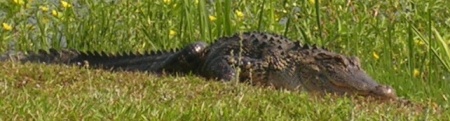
[0,0,449,120]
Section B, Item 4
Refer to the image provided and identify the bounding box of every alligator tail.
[0,48,178,72]
[0,49,82,64]
[0,42,208,74]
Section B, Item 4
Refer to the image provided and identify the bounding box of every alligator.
[0,32,397,100]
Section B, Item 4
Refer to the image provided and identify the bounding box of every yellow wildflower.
[309,0,319,5]
[413,69,420,78]
[163,0,171,5]
[2,23,13,31]
[39,6,49,12]
[209,15,217,22]
[13,0,25,6]
[372,52,380,60]
[414,39,425,46]
[169,30,176,38]
[52,10,62,18]
[274,14,280,21]
[235,10,244,19]
[61,0,72,8]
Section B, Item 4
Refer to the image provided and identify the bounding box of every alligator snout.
[371,85,397,100]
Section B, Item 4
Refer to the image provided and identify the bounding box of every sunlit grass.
[0,0,449,120]
[0,62,445,120]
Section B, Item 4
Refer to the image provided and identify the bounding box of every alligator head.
[291,46,397,100]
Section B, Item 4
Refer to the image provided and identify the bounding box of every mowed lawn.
[0,0,449,120]
[0,62,445,120]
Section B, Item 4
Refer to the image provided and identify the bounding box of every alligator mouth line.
[326,79,391,99]
[330,85,396,100]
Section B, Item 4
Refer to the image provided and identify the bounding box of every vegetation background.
[0,0,449,120]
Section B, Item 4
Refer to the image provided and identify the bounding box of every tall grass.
[0,0,449,120]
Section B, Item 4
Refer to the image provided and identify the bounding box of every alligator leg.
[201,55,265,82]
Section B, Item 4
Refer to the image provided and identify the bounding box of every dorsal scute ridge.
[299,43,330,51]
[76,47,181,59]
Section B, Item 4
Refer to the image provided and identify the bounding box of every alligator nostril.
[374,85,397,99]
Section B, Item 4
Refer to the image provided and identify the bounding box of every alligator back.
[200,32,299,81]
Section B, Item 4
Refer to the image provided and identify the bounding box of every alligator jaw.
[324,71,398,100]
[370,85,397,100]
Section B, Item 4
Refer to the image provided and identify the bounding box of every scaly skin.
[199,32,396,100]
[0,32,397,100]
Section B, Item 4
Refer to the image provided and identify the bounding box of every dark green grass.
[0,62,446,120]
[0,0,449,120]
